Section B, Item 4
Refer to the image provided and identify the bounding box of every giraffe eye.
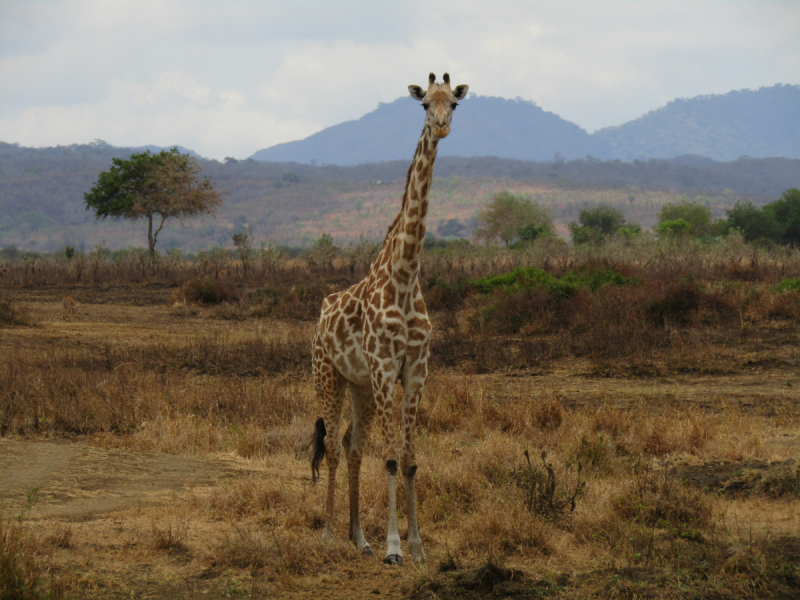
[451,103,458,110]
[422,103,429,110]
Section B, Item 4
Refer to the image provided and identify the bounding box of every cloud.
[0,71,319,158]
[1,0,798,158]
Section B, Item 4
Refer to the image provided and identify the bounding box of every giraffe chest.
[315,284,430,386]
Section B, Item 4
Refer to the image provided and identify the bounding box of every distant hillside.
[2,139,798,252]
[250,95,610,165]
[594,84,800,161]
[251,84,800,164]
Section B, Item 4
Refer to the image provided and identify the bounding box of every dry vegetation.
[1,236,799,599]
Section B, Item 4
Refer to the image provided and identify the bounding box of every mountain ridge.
[250,84,800,165]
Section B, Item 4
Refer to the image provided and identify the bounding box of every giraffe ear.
[408,85,426,101]
[453,84,469,101]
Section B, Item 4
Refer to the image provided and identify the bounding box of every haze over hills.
[595,84,800,161]
[250,84,800,165]
[250,95,607,165]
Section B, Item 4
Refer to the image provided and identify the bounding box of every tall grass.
[0,512,64,600]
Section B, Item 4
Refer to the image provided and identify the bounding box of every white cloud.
[1,0,798,158]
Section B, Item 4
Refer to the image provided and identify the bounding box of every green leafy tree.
[725,201,782,243]
[764,188,800,246]
[474,190,553,246]
[569,204,634,244]
[509,223,550,249]
[658,199,713,237]
[84,148,223,259]
[657,218,692,237]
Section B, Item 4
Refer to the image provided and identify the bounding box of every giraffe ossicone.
[309,72,468,565]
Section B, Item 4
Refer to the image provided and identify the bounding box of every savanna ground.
[2,237,800,599]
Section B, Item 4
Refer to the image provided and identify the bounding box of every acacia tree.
[474,190,553,246]
[84,148,223,260]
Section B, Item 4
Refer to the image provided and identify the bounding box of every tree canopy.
[569,204,638,244]
[765,187,800,246]
[84,148,223,258]
[473,190,553,246]
[658,199,713,237]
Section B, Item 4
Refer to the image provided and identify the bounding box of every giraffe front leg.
[370,365,403,565]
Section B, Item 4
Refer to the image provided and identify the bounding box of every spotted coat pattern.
[311,73,469,565]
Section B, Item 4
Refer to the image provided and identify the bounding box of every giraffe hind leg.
[344,383,377,556]
[312,355,346,542]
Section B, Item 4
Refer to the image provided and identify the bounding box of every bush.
[171,278,238,305]
[646,282,701,326]
[425,272,470,311]
[470,266,639,334]
[472,265,636,297]
[250,282,333,320]
[0,294,32,327]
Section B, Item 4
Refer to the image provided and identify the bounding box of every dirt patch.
[672,459,799,498]
[407,561,561,600]
[0,438,245,520]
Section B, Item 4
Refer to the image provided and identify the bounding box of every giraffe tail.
[310,417,327,485]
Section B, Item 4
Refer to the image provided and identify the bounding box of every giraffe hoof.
[409,542,427,564]
[361,546,374,557]
[383,554,403,566]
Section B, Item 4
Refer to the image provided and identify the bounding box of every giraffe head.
[408,72,469,139]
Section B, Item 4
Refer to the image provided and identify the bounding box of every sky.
[1,0,799,161]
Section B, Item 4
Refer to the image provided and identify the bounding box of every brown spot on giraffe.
[309,72,468,566]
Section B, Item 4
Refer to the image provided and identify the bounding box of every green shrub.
[773,277,800,293]
[471,266,636,297]
[657,218,692,237]
[471,266,561,295]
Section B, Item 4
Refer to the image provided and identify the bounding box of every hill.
[2,139,799,252]
[250,85,800,164]
[250,95,610,165]
[594,84,800,161]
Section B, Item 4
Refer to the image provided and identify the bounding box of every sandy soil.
[0,438,244,520]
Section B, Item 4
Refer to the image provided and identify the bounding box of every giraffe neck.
[387,123,438,288]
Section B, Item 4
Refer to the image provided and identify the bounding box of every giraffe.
[309,72,469,565]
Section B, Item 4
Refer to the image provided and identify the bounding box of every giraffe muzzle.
[432,125,450,139]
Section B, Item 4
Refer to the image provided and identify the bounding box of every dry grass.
[0,272,798,598]
[0,511,65,599]
[0,293,35,327]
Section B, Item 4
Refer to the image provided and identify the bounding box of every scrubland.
[1,235,799,599]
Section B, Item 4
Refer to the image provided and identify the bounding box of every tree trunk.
[147,214,155,260]
[147,214,157,274]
